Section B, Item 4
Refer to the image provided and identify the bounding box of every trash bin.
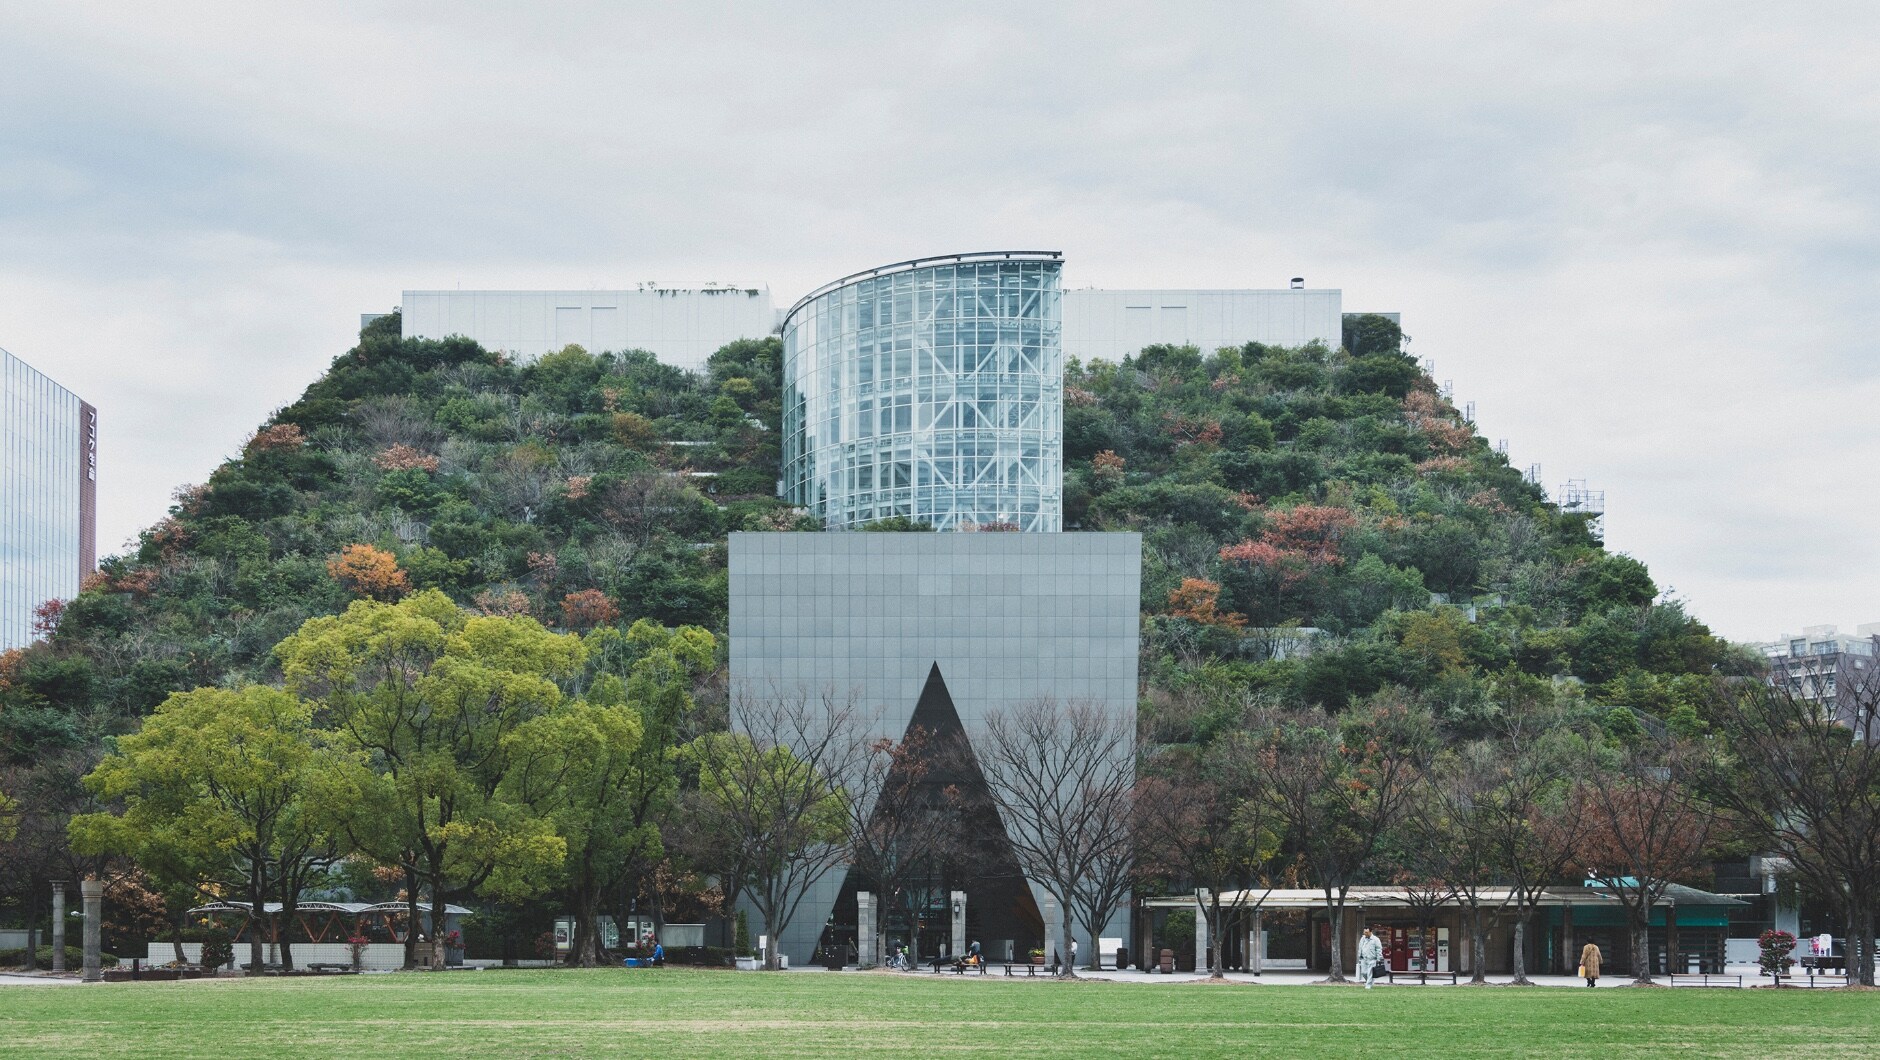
[1116,946,1129,971]
[1159,948,1175,974]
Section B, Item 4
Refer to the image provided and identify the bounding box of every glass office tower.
[1,347,95,650]
[780,252,1063,531]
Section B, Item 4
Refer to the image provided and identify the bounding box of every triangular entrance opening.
[819,664,1043,965]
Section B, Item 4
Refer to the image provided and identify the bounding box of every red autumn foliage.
[1163,411,1224,447]
[560,589,620,631]
[31,598,66,636]
[1218,505,1356,588]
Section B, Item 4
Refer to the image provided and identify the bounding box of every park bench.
[1003,962,1052,977]
[1383,969,1457,985]
[1667,973,1741,988]
[1770,969,1846,988]
[305,963,357,973]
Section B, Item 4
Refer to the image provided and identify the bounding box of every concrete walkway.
[0,972,82,986]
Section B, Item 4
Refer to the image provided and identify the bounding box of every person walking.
[1579,942,1601,987]
[1357,928,1384,989]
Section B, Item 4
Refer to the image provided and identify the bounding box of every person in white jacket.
[1357,928,1384,988]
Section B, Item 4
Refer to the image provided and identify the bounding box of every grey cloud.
[0,0,1875,639]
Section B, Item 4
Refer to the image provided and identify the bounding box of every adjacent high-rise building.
[1,347,96,650]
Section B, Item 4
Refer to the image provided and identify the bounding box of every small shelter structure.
[1140,884,1745,976]
[175,900,474,971]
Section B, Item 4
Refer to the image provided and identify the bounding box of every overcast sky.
[2,1,1875,643]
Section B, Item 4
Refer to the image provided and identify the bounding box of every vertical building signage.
[79,401,98,574]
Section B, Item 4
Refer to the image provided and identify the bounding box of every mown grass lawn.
[3,968,1875,1058]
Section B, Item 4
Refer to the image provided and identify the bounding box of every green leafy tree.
[70,685,350,972]
[276,590,576,968]
[503,620,713,967]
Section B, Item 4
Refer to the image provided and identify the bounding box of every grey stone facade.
[728,530,1140,965]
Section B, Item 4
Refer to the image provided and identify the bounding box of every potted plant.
[733,911,760,971]
[1029,948,1045,966]
[198,932,234,975]
[1758,929,1796,977]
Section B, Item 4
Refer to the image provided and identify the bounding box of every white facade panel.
[400,289,776,372]
[1061,288,1343,361]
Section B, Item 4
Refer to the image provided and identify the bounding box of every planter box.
[735,957,760,971]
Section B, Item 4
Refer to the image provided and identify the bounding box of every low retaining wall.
[147,942,420,972]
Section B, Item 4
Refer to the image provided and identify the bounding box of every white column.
[1250,910,1264,974]
[856,892,876,968]
[50,882,67,974]
[1195,890,1211,973]
[81,879,104,983]
[1043,893,1061,969]
[950,890,967,960]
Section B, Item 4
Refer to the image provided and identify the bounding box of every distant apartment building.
[1758,624,1879,724]
[1,347,97,650]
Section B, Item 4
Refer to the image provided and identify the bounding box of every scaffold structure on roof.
[1557,479,1605,527]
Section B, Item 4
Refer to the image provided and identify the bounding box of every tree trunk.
[1326,901,1346,982]
[172,908,187,966]
[24,886,37,972]
[248,867,267,974]
[1208,895,1225,980]
[1510,915,1528,984]
[1858,904,1876,988]
[1469,905,1487,983]
[1058,906,1078,979]
[402,864,420,970]
[761,898,782,971]
[568,871,602,968]
[279,897,296,973]
[1632,917,1653,984]
[430,890,450,971]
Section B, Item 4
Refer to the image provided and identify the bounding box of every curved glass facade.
[781,253,1063,531]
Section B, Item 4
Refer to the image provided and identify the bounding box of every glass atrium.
[780,253,1063,531]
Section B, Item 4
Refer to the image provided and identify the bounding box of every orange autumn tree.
[327,544,410,601]
[1167,578,1246,629]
